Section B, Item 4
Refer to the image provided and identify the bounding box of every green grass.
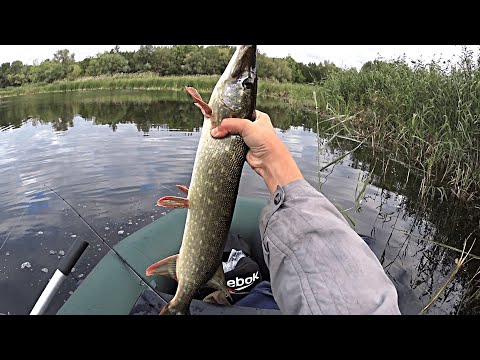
[308,50,480,314]
[0,73,316,107]
[312,48,480,203]
[3,52,480,202]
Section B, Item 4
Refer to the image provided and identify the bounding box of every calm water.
[0,90,478,315]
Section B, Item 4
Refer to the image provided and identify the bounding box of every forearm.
[260,179,401,315]
[260,139,303,194]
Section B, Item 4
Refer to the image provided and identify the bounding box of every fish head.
[209,45,257,127]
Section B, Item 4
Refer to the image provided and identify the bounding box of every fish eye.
[242,77,254,90]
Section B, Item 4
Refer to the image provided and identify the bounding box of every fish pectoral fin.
[145,254,178,279]
[194,103,212,118]
[176,185,189,195]
[157,196,189,209]
[185,86,212,118]
[203,264,232,304]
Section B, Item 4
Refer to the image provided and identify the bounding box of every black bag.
[196,233,262,303]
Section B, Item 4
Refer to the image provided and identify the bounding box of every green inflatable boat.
[57,196,281,315]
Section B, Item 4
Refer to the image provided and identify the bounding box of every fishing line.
[0,199,32,252]
[44,184,168,306]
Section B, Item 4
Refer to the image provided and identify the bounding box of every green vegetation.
[0,45,339,89]
[307,47,480,313]
[0,45,337,106]
[0,73,316,106]
[314,47,480,204]
[0,89,313,133]
[2,45,479,203]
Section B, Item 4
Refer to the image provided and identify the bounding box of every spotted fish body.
[146,45,257,314]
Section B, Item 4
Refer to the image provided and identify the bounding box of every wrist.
[262,142,304,193]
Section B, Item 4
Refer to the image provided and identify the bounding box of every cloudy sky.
[0,45,477,69]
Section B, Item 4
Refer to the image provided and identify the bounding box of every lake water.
[1,90,478,315]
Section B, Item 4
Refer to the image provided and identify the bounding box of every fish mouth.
[230,45,257,81]
[224,45,257,119]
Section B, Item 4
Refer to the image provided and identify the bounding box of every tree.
[97,52,130,75]
[0,45,346,88]
[184,47,207,75]
[285,55,305,83]
[0,62,11,87]
[150,47,174,75]
[119,51,136,73]
[53,49,76,80]
[271,58,293,82]
[53,49,75,64]
[131,45,155,72]
[257,53,276,80]
[6,60,29,86]
[203,46,235,74]
[299,61,340,84]
[67,64,82,80]
[78,57,93,75]
[85,58,101,76]
[257,54,293,82]
[30,60,64,83]
[169,45,202,75]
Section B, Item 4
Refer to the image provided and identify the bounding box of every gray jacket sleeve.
[259,179,401,315]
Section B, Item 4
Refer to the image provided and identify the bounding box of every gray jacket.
[259,179,401,315]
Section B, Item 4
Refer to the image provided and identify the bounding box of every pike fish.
[145,45,257,315]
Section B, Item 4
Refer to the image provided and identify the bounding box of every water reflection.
[322,135,480,315]
[0,90,478,315]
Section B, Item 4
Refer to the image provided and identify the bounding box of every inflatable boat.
[57,196,281,315]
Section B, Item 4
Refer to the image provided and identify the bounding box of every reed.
[314,47,480,202]
[0,73,316,108]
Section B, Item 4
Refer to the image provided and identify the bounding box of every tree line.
[0,45,341,89]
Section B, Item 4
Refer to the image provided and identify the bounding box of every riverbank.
[314,53,480,203]
[1,64,479,203]
[0,73,317,107]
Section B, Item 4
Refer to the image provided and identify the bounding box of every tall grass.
[3,50,480,200]
[0,72,316,107]
[314,47,480,202]
[309,49,480,314]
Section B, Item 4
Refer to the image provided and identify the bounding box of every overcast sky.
[0,45,477,69]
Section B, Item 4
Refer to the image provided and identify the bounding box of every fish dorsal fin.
[185,86,212,118]
[145,254,178,280]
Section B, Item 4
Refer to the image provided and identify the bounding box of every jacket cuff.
[259,179,313,238]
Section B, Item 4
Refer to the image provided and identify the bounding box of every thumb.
[210,118,253,138]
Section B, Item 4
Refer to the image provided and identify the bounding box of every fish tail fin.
[159,301,191,315]
[204,264,232,304]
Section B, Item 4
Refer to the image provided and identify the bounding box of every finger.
[210,126,230,138]
[253,110,272,126]
[210,118,253,138]
[255,110,268,120]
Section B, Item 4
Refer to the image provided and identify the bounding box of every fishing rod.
[43,184,168,307]
[1,199,32,252]
[31,237,88,315]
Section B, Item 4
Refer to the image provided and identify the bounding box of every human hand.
[211,110,303,193]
